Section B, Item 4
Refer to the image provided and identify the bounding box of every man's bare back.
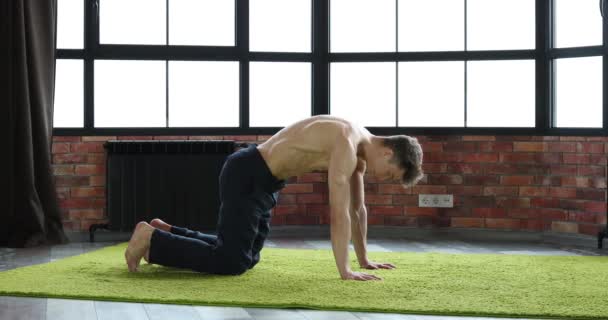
[257,115,370,180]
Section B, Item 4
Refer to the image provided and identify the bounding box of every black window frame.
[54,0,607,137]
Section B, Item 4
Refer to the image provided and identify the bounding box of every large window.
[54,0,606,135]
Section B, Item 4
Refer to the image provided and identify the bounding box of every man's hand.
[341,270,382,281]
[359,260,396,270]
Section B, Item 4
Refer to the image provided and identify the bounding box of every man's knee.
[217,256,250,275]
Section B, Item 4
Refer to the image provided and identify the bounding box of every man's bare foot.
[125,221,155,272]
[150,218,172,232]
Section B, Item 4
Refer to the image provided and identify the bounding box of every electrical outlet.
[418,194,453,208]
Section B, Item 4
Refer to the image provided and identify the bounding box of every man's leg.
[150,218,217,245]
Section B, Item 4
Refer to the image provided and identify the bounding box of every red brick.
[384,216,418,226]
[563,154,590,164]
[547,142,577,153]
[551,221,578,233]
[584,201,606,214]
[540,209,568,220]
[447,163,484,174]
[153,136,189,140]
[439,208,471,217]
[377,184,410,194]
[472,208,506,218]
[223,135,258,141]
[282,184,314,194]
[559,136,586,141]
[559,199,587,211]
[412,185,447,194]
[501,175,534,186]
[257,135,273,141]
[560,177,591,188]
[53,136,81,142]
[508,208,539,219]
[87,154,105,164]
[578,224,601,237]
[82,136,116,142]
[589,154,607,165]
[89,175,106,187]
[592,177,607,188]
[496,197,530,208]
[363,194,392,205]
[71,142,104,153]
[577,142,604,154]
[52,165,74,175]
[548,187,578,199]
[521,220,544,231]
[405,207,438,216]
[270,216,286,225]
[444,142,477,152]
[285,215,319,225]
[463,175,499,185]
[533,176,561,186]
[485,218,521,229]
[463,153,498,163]
[519,187,548,197]
[277,194,297,204]
[56,187,70,200]
[535,153,561,164]
[462,136,495,141]
[428,174,463,185]
[451,217,484,228]
[75,164,105,175]
[586,137,608,141]
[297,172,327,183]
[55,176,89,187]
[62,220,78,231]
[500,153,536,163]
[392,195,418,205]
[53,154,87,164]
[496,136,534,141]
[423,163,447,174]
[513,142,547,152]
[530,198,560,208]
[69,209,104,219]
[59,198,98,209]
[274,205,302,215]
[52,143,70,153]
[550,165,577,175]
[425,152,463,163]
[306,204,329,216]
[421,142,443,152]
[297,194,325,204]
[369,206,403,216]
[447,186,483,196]
[71,187,105,198]
[312,183,328,194]
[461,196,495,207]
[478,142,513,152]
[598,214,607,225]
[483,186,518,196]
[578,166,605,176]
[117,136,154,140]
[576,189,605,201]
[80,220,109,231]
[188,136,224,140]
[568,212,597,223]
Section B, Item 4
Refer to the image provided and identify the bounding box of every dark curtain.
[0,0,68,247]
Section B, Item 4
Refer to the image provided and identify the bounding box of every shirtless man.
[125,115,424,281]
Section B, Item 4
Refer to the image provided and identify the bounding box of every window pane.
[100,0,166,45]
[169,61,239,127]
[398,61,464,127]
[331,62,396,127]
[467,60,535,127]
[555,56,602,128]
[331,0,395,52]
[54,60,84,127]
[467,0,535,50]
[250,0,311,52]
[398,0,464,52]
[169,0,234,46]
[250,62,311,127]
[57,0,83,49]
[95,60,166,127]
[554,0,603,48]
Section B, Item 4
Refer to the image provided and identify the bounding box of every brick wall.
[51,135,607,237]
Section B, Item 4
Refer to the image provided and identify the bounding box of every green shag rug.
[0,243,606,319]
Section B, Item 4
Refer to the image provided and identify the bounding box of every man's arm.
[328,138,379,281]
[350,163,369,266]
